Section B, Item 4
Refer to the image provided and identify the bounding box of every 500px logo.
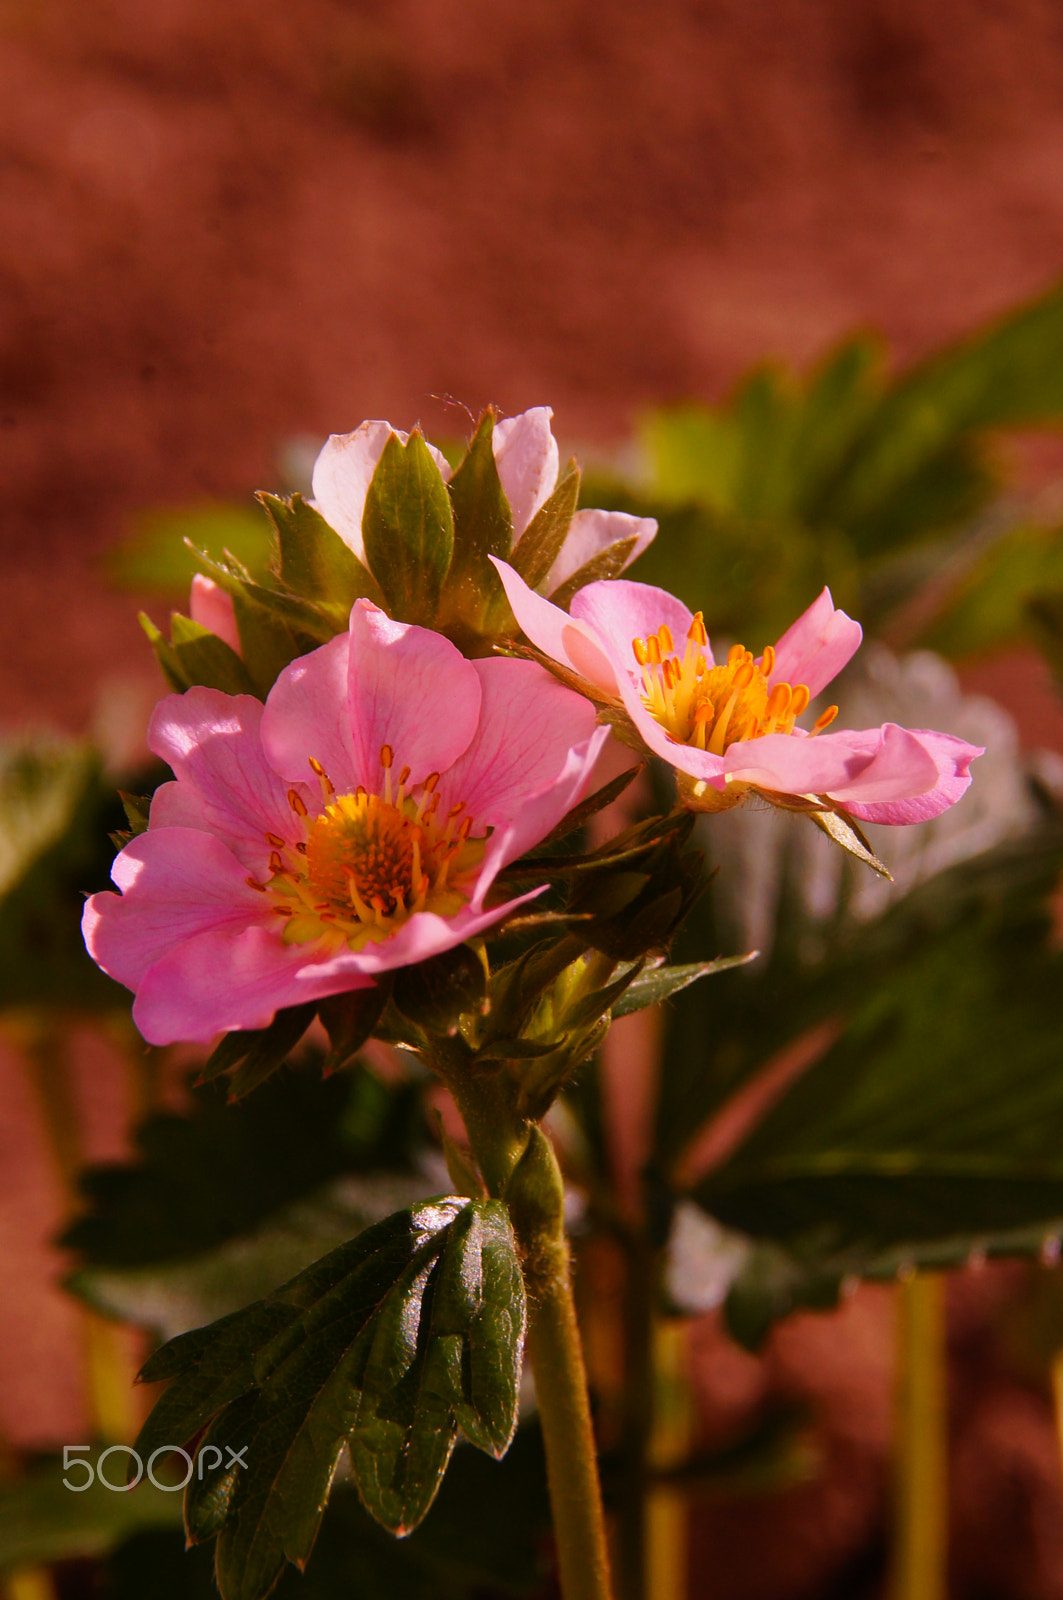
[62,1443,249,1492]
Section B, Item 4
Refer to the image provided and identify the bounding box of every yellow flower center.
[631,612,838,753]
[246,747,486,952]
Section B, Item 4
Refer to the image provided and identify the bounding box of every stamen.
[269,851,285,874]
[811,705,839,735]
[658,623,674,655]
[272,905,293,917]
[632,638,648,666]
[687,612,708,646]
[727,643,745,668]
[380,744,393,769]
[765,682,792,719]
[246,876,267,892]
[398,765,411,787]
[761,644,775,678]
[646,636,661,665]
[288,789,308,817]
[308,756,335,798]
[423,771,439,793]
[790,684,811,717]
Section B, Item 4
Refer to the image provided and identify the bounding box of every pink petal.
[346,601,482,791]
[148,690,313,872]
[260,632,360,796]
[570,579,699,676]
[493,407,559,538]
[490,558,619,694]
[189,575,241,654]
[311,421,451,563]
[769,588,863,698]
[297,890,548,982]
[132,924,376,1045]
[722,722,941,802]
[435,657,599,827]
[843,730,984,824]
[473,726,611,904]
[544,508,657,594]
[83,828,269,992]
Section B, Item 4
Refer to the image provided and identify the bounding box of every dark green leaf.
[392,944,487,1036]
[362,432,455,624]
[611,953,758,1019]
[201,1003,318,1101]
[509,462,580,590]
[532,763,642,851]
[258,492,385,619]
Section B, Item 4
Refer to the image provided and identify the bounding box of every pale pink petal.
[346,602,482,792]
[473,726,611,904]
[311,421,451,563]
[148,690,313,872]
[843,730,984,824]
[769,588,863,697]
[435,658,599,827]
[544,508,658,594]
[493,407,559,538]
[82,829,269,992]
[132,924,376,1045]
[297,890,548,982]
[490,558,618,694]
[570,579,700,677]
[260,632,360,796]
[189,575,241,655]
[722,722,941,801]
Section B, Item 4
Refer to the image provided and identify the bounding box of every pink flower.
[311,407,656,596]
[491,560,983,823]
[84,602,606,1046]
[189,574,240,654]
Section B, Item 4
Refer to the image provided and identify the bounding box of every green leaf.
[131,1199,524,1598]
[509,461,581,590]
[258,492,385,619]
[201,1003,318,1101]
[108,503,272,594]
[362,432,455,624]
[611,953,758,1019]
[62,1070,372,1269]
[686,825,1063,1339]
[0,1455,182,1572]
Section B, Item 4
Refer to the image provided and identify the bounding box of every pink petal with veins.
[768,587,863,698]
[493,407,559,538]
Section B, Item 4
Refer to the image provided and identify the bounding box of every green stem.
[616,1234,655,1600]
[892,1273,947,1600]
[440,1050,613,1600]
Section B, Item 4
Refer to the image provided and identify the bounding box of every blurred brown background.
[5,2,1063,1595]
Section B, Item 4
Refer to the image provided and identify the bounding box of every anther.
[295,841,307,854]
[272,905,293,917]
[246,876,267,892]
[727,643,745,668]
[632,638,648,666]
[398,765,411,787]
[811,705,839,734]
[761,644,775,678]
[288,789,307,816]
[265,832,285,848]
[765,682,792,718]
[423,772,439,793]
[733,661,755,689]
[687,612,708,646]
[380,744,393,769]
[658,624,674,655]
[646,636,662,665]
[790,684,810,717]
[269,851,285,874]
[308,756,334,797]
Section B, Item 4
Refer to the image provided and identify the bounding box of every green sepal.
[139,611,255,697]
[317,981,391,1074]
[547,533,638,610]
[508,461,580,590]
[199,1003,317,1101]
[392,943,488,1036]
[118,791,151,837]
[257,491,385,619]
[439,411,514,634]
[362,431,455,624]
[805,805,892,878]
[611,953,759,1019]
[532,763,642,851]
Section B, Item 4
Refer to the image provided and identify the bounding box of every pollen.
[261,758,487,953]
[630,620,814,754]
